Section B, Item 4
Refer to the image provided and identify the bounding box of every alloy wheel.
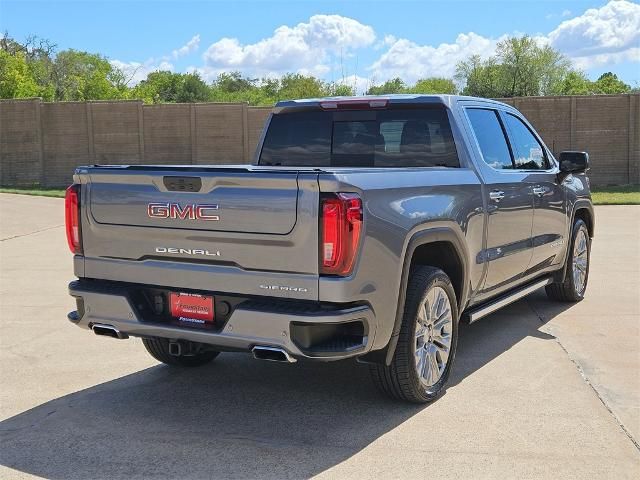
[414,286,453,388]
[572,229,589,296]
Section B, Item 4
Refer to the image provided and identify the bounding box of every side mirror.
[559,151,589,174]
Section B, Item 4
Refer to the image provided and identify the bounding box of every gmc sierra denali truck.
[66,95,594,403]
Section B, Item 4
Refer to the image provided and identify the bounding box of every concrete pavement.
[0,193,638,479]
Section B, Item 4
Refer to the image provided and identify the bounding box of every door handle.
[489,190,505,202]
[533,186,545,197]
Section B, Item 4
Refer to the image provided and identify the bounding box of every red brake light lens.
[321,193,363,276]
[320,99,388,110]
[65,184,82,254]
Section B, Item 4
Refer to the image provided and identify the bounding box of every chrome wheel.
[572,229,589,295]
[414,286,453,388]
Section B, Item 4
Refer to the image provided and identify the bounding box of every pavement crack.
[0,224,64,242]
[527,299,640,452]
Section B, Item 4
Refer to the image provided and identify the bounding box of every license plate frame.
[169,292,215,325]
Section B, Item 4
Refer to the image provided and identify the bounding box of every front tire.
[546,218,590,302]
[370,266,459,403]
[142,337,219,367]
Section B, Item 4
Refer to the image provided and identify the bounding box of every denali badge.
[259,284,308,293]
[156,247,220,257]
[148,202,219,221]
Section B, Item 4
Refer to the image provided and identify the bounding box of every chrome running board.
[464,277,552,324]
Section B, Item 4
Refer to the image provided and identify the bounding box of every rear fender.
[365,227,470,365]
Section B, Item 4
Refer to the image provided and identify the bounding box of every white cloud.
[111,35,201,85]
[111,1,639,89]
[172,34,200,59]
[202,14,375,77]
[336,74,372,95]
[546,9,572,20]
[368,1,639,85]
[369,32,502,83]
[548,0,640,68]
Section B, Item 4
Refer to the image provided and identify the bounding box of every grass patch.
[0,187,66,198]
[1,185,639,205]
[591,185,640,205]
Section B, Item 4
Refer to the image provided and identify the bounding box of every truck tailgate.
[76,166,320,300]
[89,170,297,234]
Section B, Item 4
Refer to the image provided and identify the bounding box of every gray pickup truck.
[66,95,594,403]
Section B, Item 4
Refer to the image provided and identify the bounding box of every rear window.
[259,107,459,168]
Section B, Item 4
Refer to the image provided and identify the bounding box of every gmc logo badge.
[147,203,220,221]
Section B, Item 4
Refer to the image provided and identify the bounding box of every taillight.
[65,184,82,254]
[320,193,363,276]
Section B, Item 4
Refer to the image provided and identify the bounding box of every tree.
[456,35,577,97]
[51,50,126,101]
[1,32,56,100]
[366,77,406,95]
[455,55,503,98]
[0,50,42,98]
[410,77,457,94]
[327,82,354,96]
[131,71,211,103]
[278,73,327,100]
[175,73,211,102]
[214,71,257,93]
[558,71,592,95]
[592,72,631,94]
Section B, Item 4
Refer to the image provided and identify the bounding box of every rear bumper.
[68,280,375,361]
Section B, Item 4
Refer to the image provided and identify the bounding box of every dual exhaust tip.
[92,323,296,363]
[252,346,297,363]
[91,323,128,340]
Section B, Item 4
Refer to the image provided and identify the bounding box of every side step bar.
[464,277,552,324]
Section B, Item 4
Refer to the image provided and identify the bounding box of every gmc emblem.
[147,202,220,221]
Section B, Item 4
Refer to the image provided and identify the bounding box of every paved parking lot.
[0,193,638,479]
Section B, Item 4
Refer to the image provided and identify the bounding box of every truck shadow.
[0,290,574,480]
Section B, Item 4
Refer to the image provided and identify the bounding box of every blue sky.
[1,0,638,91]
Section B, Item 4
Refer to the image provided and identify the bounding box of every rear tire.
[142,337,219,367]
[370,266,459,403]
[546,218,590,302]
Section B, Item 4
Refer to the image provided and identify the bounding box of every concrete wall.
[0,95,637,187]
[500,94,639,186]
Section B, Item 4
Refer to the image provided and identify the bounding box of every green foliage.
[452,35,632,98]
[366,77,457,96]
[558,70,593,95]
[366,78,406,95]
[592,72,631,94]
[0,33,634,105]
[0,50,42,98]
[131,71,211,103]
[207,71,353,106]
[51,50,126,101]
[410,77,457,94]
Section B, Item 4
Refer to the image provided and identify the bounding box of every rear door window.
[466,108,514,170]
[259,107,459,168]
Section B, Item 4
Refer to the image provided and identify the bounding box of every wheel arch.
[553,199,595,284]
[381,227,469,365]
[573,200,595,238]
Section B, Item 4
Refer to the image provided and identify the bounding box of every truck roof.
[275,94,509,109]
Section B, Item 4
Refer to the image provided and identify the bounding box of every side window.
[466,109,513,170]
[503,113,548,170]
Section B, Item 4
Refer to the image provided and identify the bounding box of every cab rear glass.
[258,106,460,168]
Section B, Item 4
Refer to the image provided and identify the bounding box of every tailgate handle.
[163,176,202,192]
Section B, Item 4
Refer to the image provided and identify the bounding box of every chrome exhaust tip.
[91,323,128,340]
[252,346,297,363]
